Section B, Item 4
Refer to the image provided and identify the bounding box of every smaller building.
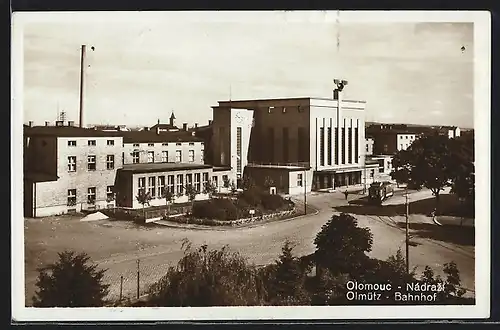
[365,137,374,156]
[367,155,394,180]
[244,164,313,195]
[149,112,180,133]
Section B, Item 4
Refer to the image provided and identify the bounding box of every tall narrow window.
[202,172,209,191]
[67,189,77,206]
[282,127,289,163]
[186,173,193,188]
[106,155,115,170]
[107,140,114,146]
[236,127,242,173]
[148,177,156,198]
[335,128,339,165]
[354,127,359,163]
[161,151,168,162]
[348,127,352,163]
[87,155,96,171]
[268,127,275,162]
[87,187,96,204]
[219,127,226,165]
[132,151,139,164]
[68,156,76,172]
[194,173,201,192]
[341,128,346,164]
[188,150,195,162]
[176,174,184,195]
[138,177,146,194]
[319,127,325,166]
[147,151,154,163]
[327,127,332,165]
[88,140,96,146]
[297,127,305,162]
[175,150,182,163]
[167,175,175,194]
[158,176,165,198]
[297,173,303,187]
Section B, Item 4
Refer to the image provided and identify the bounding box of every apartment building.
[24,123,123,217]
[367,129,418,155]
[210,81,367,194]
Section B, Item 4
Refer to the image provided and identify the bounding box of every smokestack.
[79,45,87,128]
[157,119,160,125]
[183,123,187,131]
[45,121,50,126]
[194,123,198,129]
[28,121,33,127]
[208,120,213,125]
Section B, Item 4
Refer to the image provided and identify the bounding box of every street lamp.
[405,185,410,274]
[303,169,307,215]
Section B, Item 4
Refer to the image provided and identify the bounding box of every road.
[25,188,475,303]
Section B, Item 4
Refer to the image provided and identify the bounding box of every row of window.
[68,139,116,147]
[131,142,200,147]
[67,186,114,206]
[267,106,306,114]
[67,155,115,172]
[398,135,415,140]
[131,149,203,164]
[137,173,230,198]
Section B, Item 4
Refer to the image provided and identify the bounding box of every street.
[24,187,475,304]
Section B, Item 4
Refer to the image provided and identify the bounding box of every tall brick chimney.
[183,123,187,131]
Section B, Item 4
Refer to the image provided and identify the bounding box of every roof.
[24,126,123,138]
[216,96,366,105]
[150,123,179,131]
[212,166,232,172]
[122,130,203,143]
[120,162,212,174]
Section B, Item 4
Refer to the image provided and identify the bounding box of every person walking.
[344,190,349,200]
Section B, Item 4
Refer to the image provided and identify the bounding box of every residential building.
[23,123,123,217]
[210,81,367,194]
[149,112,180,133]
[365,137,374,156]
[367,128,418,155]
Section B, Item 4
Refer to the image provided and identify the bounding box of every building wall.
[244,167,314,195]
[396,134,416,151]
[33,136,123,216]
[229,109,254,181]
[123,141,204,165]
[373,133,398,155]
[127,168,213,209]
[25,136,58,176]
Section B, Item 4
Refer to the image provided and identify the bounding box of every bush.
[147,241,267,306]
[260,193,285,211]
[240,188,262,206]
[32,251,109,307]
[191,198,239,221]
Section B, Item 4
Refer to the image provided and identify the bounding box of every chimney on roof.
[157,119,160,125]
[208,119,213,125]
[45,121,50,126]
[56,120,64,127]
[194,123,198,129]
[68,121,74,127]
[183,123,187,131]
[28,121,33,127]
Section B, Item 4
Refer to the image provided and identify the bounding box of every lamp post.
[304,169,307,215]
[405,186,410,274]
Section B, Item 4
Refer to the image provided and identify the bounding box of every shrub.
[240,188,262,207]
[32,251,109,307]
[147,241,267,306]
[260,193,285,210]
[191,199,239,221]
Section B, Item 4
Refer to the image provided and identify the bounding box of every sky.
[19,12,475,128]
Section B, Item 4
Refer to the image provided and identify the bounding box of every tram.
[368,181,394,204]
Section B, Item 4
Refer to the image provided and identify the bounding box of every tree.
[229,180,238,194]
[203,182,217,198]
[161,188,175,217]
[222,176,231,189]
[32,251,109,307]
[449,136,475,210]
[391,134,456,213]
[136,190,152,219]
[314,213,373,278]
[266,240,310,305]
[147,241,266,306]
[185,184,198,213]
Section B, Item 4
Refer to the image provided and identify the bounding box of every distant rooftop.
[120,162,212,174]
[24,125,123,138]
[216,96,366,105]
[246,163,310,171]
[122,130,203,143]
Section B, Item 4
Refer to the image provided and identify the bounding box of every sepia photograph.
[12,11,491,321]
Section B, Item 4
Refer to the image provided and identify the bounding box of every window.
[366,144,369,152]
[107,186,114,201]
[268,107,274,114]
[298,127,307,162]
[188,150,195,162]
[87,187,96,204]
[176,174,184,195]
[176,142,182,146]
[201,149,204,161]
[202,172,209,191]
[348,127,352,163]
[148,177,156,198]
[107,140,114,146]
[106,155,115,170]
[68,156,76,172]
[189,142,195,146]
[122,152,125,165]
[341,128,346,164]
[354,127,359,163]
[400,144,404,149]
[212,176,218,187]
[157,176,165,197]
[162,151,168,162]
[138,177,146,194]
[383,144,388,153]
[405,136,408,139]
[132,151,139,164]
[162,143,168,146]
[147,151,154,163]
[222,175,229,187]
[67,189,76,206]
[148,143,154,147]
[327,127,332,165]
[319,127,325,166]
[282,107,287,113]
[167,175,175,194]
[133,143,140,147]
[298,105,305,113]
[87,155,96,171]
[175,150,182,162]
[68,140,76,147]
[282,127,289,163]
[335,128,339,165]
[186,173,193,188]
[297,173,303,187]
[236,127,242,171]
[88,140,96,146]
[194,173,201,192]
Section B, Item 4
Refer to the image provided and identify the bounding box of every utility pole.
[78,45,86,128]
[405,186,410,274]
[136,259,140,300]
